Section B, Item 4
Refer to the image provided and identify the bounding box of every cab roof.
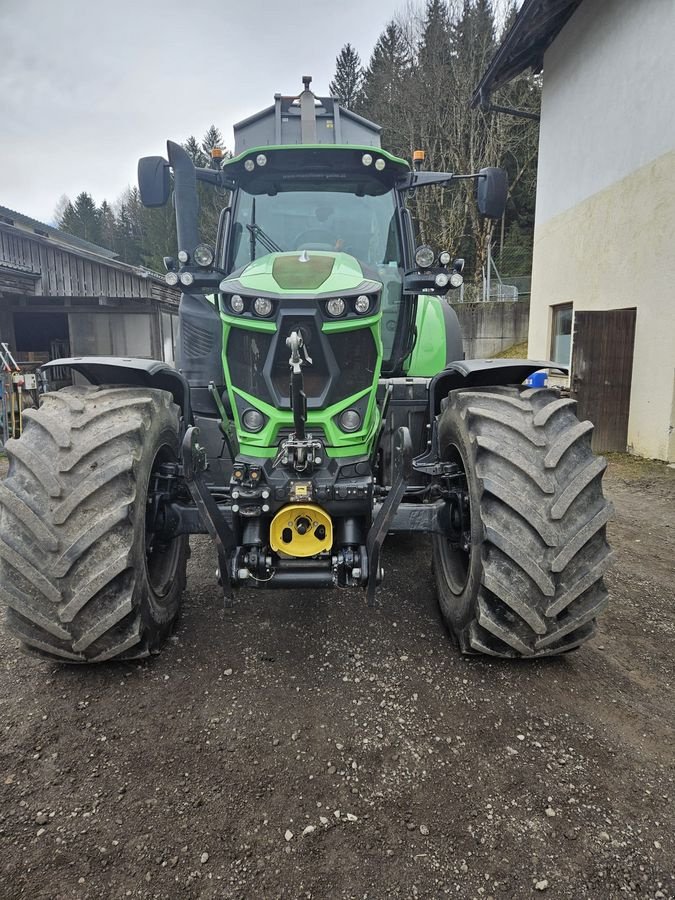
[223,145,410,195]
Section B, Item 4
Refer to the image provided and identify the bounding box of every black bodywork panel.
[41,357,192,423]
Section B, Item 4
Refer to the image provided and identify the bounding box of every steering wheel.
[293,228,337,250]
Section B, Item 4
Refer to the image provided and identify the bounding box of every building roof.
[0,204,119,260]
[471,0,583,108]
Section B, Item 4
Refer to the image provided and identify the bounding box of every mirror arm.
[195,168,236,190]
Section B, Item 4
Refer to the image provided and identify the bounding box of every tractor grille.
[226,319,377,409]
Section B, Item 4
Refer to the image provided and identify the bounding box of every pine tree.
[329,43,364,110]
[58,192,102,245]
[201,125,225,160]
[99,200,116,251]
[183,136,208,168]
[360,22,411,154]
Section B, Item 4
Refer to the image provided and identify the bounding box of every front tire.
[432,386,613,658]
[0,386,188,663]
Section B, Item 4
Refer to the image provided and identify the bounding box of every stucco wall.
[529,0,675,461]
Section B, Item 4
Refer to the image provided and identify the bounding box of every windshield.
[228,187,405,362]
[230,188,402,270]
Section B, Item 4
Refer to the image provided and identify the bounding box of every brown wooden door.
[570,308,637,452]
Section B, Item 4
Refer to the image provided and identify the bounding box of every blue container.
[525,370,548,388]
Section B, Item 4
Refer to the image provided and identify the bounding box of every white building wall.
[528,0,675,461]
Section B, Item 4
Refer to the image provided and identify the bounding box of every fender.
[41,357,192,424]
[429,359,568,417]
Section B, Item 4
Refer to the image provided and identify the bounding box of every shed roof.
[0,204,118,260]
[471,0,583,108]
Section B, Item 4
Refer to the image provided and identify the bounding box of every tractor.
[0,78,612,662]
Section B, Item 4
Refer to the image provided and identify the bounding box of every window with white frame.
[550,304,573,365]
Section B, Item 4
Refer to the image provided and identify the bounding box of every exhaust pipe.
[167,140,200,257]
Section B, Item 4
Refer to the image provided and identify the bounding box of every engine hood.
[222,251,380,296]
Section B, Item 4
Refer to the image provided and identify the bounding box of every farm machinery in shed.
[0,78,612,662]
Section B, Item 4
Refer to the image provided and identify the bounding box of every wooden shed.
[0,205,180,379]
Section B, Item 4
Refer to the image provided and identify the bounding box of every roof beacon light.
[413,149,426,171]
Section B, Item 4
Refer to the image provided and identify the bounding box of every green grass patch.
[494,341,528,359]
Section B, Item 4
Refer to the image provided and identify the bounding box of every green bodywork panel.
[405,295,448,377]
[228,251,369,296]
[219,251,383,459]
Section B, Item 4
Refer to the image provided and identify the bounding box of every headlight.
[165,272,179,286]
[374,158,385,171]
[179,271,194,286]
[242,408,265,432]
[177,250,189,263]
[361,153,373,166]
[230,294,245,313]
[253,297,273,317]
[450,272,464,288]
[326,297,345,317]
[415,245,435,269]
[256,153,267,167]
[193,244,214,267]
[435,272,449,288]
[339,409,362,432]
[244,159,255,172]
[438,250,451,266]
[354,295,370,314]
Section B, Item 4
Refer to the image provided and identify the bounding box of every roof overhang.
[471,0,583,108]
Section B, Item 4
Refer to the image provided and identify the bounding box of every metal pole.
[486,240,491,301]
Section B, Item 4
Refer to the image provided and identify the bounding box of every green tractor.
[0,79,612,662]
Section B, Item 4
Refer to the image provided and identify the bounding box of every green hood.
[225,251,369,295]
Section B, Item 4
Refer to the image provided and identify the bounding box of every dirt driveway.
[0,454,673,899]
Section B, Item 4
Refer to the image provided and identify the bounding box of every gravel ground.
[0,453,673,899]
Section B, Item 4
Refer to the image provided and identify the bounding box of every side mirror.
[138,156,170,208]
[476,167,508,219]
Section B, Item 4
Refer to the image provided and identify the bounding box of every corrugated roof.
[0,204,119,260]
[471,0,583,107]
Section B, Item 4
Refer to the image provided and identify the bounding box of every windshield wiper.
[246,223,283,256]
[246,197,282,259]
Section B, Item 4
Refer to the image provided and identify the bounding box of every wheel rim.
[437,444,473,595]
[144,444,184,599]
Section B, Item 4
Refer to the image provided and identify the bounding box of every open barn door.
[570,308,637,452]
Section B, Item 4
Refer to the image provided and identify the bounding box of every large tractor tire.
[0,386,188,663]
[432,386,613,658]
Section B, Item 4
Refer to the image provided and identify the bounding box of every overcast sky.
[0,0,408,224]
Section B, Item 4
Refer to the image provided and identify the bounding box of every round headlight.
[438,250,451,266]
[435,272,449,288]
[179,271,194,286]
[374,158,385,171]
[339,409,362,432]
[415,245,435,269]
[256,153,267,167]
[450,272,464,288]
[326,297,345,317]
[230,294,245,313]
[177,249,189,264]
[355,295,370,314]
[242,408,265,432]
[244,159,255,172]
[193,244,214,267]
[165,271,179,286]
[361,153,373,166]
[253,297,273,317]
